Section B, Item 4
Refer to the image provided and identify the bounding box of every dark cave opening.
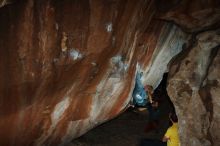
[70,73,176,146]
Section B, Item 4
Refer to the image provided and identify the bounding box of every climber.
[131,72,153,107]
[162,112,180,146]
[144,85,153,104]
[145,98,161,133]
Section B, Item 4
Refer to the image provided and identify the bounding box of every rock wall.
[142,24,189,88]
[156,0,220,32]
[0,0,188,146]
[163,1,220,146]
[167,29,220,146]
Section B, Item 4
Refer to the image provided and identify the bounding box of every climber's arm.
[148,93,153,103]
[162,127,171,142]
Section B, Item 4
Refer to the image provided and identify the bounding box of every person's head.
[144,85,153,94]
[169,112,178,123]
[140,72,143,77]
[152,100,159,108]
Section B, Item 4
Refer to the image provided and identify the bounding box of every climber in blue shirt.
[132,72,153,107]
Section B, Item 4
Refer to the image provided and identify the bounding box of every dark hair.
[170,113,178,123]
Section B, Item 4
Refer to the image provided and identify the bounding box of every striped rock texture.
[0,0,219,146]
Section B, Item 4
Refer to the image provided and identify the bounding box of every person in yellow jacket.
[162,112,180,146]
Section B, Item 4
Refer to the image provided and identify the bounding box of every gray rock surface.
[167,30,220,146]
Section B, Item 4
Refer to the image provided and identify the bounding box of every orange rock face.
[0,1,188,145]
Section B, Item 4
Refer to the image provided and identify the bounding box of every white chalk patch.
[112,36,116,44]
[60,120,81,146]
[90,78,107,120]
[55,23,59,30]
[35,95,74,146]
[111,55,122,64]
[35,97,70,146]
[106,23,113,32]
[124,64,129,71]
[51,97,70,127]
[69,49,83,60]
[91,62,97,66]
[53,58,59,63]
[30,72,35,77]
[111,55,129,73]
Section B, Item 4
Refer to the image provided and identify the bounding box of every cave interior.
[0,0,220,146]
